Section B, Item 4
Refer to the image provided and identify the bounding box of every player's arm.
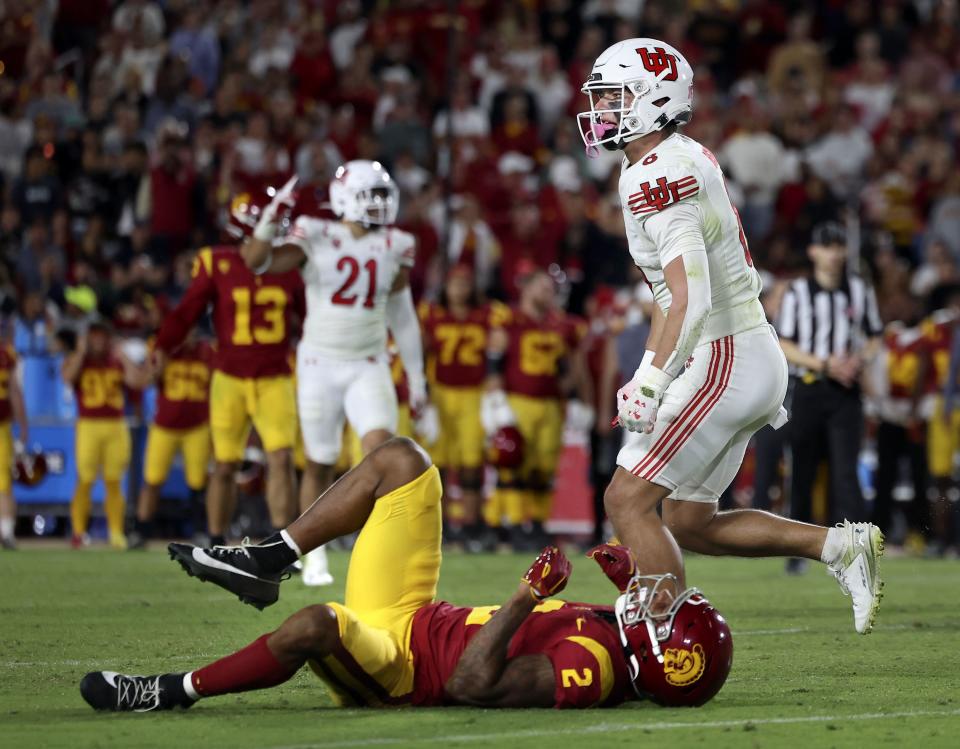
[445,548,571,708]
[155,251,217,361]
[386,267,427,409]
[240,238,306,275]
[115,347,152,390]
[60,334,87,385]
[10,368,28,446]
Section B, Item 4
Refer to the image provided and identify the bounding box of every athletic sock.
[245,530,300,573]
[188,634,299,697]
[157,673,193,707]
[133,517,154,538]
[71,482,93,536]
[820,526,845,566]
[104,481,126,539]
[0,517,13,541]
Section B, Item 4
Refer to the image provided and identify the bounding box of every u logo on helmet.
[637,47,678,81]
[662,643,706,686]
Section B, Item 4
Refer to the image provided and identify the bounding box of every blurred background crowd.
[2,0,960,554]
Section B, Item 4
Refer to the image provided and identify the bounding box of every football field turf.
[2,549,958,748]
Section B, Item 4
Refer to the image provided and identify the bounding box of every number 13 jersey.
[286,218,416,359]
[620,132,767,343]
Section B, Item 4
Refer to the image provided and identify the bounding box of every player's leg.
[253,375,299,528]
[825,392,865,524]
[207,371,250,544]
[102,420,132,549]
[0,422,15,549]
[346,357,399,457]
[131,426,178,548]
[168,438,437,609]
[80,603,339,712]
[71,419,98,546]
[528,398,564,542]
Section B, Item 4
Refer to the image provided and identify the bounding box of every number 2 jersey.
[156,246,305,378]
[409,599,631,708]
[620,132,767,343]
[284,218,416,359]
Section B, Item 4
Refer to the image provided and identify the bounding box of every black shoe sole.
[167,543,279,610]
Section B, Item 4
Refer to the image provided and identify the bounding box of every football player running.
[83,438,732,712]
[240,161,428,586]
[578,39,884,633]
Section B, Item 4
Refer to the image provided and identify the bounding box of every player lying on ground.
[577,38,884,633]
[81,438,731,711]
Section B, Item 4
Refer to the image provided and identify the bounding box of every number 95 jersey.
[285,218,416,359]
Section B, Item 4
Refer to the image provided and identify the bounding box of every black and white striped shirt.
[776,275,882,376]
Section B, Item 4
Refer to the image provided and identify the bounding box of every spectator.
[806,104,874,203]
[17,220,66,296]
[168,7,221,96]
[11,145,62,226]
[13,290,50,356]
[145,122,200,256]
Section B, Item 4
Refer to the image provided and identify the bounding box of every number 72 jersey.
[156,246,305,378]
[285,217,416,359]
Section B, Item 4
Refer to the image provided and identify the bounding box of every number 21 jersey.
[286,218,416,359]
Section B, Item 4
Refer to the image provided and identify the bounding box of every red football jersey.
[0,345,17,422]
[884,326,924,400]
[409,600,631,708]
[921,310,957,393]
[74,355,126,419]
[420,302,495,388]
[498,306,585,399]
[153,340,212,430]
[156,246,306,379]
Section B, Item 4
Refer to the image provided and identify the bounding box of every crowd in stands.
[2,0,960,550]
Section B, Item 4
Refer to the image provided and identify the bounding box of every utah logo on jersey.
[637,46,678,81]
[627,175,699,216]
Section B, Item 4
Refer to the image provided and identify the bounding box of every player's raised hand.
[521,546,571,601]
[587,543,636,592]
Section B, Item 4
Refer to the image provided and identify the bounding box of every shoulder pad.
[622,161,702,219]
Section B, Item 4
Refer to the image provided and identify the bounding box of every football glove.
[413,402,439,445]
[253,175,298,242]
[566,399,596,432]
[480,388,516,436]
[521,546,571,601]
[616,366,672,434]
[587,543,636,592]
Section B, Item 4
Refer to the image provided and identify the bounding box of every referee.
[776,222,882,562]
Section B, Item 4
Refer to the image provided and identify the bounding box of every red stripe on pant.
[630,338,723,477]
[638,336,734,482]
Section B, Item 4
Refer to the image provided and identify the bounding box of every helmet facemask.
[356,183,399,227]
[614,573,701,694]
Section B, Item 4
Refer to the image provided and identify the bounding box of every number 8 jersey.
[620,132,767,343]
[285,218,416,359]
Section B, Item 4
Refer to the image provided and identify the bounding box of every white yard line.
[265,708,960,749]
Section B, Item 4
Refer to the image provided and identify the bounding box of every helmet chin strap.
[646,619,664,663]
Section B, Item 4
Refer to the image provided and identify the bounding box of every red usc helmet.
[487,425,525,469]
[225,185,296,240]
[13,448,48,487]
[614,573,732,707]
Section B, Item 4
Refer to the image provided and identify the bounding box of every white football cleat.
[828,521,885,634]
[303,545,334,587]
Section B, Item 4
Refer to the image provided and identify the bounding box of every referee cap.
[810,221,847,247]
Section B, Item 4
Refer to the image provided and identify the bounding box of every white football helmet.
[329,160,399,226]
[578,38,694,157]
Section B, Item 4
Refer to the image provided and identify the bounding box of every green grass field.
[2,548,959,748]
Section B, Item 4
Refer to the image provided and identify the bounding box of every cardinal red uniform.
[143,340,213,490]
[921,310,959,479]
[0,345,18,493]
[409,601,629,707]
[73,353,131,483]
[156,246,305,461]
[420,302,500,470]
[486,306,586,526]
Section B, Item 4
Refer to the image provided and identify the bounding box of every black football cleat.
[80,672,194,712]
[168,541,284,610]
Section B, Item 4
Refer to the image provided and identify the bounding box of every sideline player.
[484,269,588,548]
[0,340,28,549]
[419,264,496,546]
[61,319,143,549]
[128,334,213,549]
[577,38,883,632]
[155,229,305,546]
[240,162,427,585]
[81,438,732,711]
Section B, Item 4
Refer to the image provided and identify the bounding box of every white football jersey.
[285,217,416,358]
[619,133,767,342]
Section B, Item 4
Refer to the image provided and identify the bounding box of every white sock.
[279,528,302,556]
[820,527,845,566]
[183,672,200,701]
[0,517,13,540]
